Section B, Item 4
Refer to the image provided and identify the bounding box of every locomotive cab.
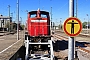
[25,9,51,42]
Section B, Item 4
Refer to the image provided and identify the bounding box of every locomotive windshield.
[41,14,47,18]
[28,11,49,18]
[30,14,37,18]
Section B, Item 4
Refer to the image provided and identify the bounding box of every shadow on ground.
[53,40,68,52]
[53,39,90,60]
[53,40,90,52]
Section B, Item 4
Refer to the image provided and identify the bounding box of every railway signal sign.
[63,17,82,37]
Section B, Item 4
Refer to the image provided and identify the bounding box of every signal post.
[63,0,82,60]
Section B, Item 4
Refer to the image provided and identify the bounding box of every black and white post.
[68,0,74,60]
[17,0,19,40]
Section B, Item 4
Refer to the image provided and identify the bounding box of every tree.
[82,22,87,28]
[20,24,25,30]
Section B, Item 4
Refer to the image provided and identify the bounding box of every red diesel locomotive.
[25,9,51,42]
[24,9,54,60]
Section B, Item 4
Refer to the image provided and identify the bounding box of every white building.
[0,15,12,28]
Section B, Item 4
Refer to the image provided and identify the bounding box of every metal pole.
[17,0,19,40]
[26,10,28,18]
[8,5,10,32]
[87,14,88,34]
[39,0,40,8]
[60,18,62,29]
[23,22,25,40]
[3,19,4,32]
[68,0,74,60]
[74,0,78,58]
[51,7,52,28]
[88,15,89,32]
[20,17,22,25]
[11,13,13,31]
[76,0,77,17]
[53,22,55,30]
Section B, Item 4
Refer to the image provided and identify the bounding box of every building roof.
[0,16,11,18]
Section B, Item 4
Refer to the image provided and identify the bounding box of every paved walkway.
[0,31,24,60]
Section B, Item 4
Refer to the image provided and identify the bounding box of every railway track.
[52,33,90,55]
[55,30,90,37]
[0,31,16,37]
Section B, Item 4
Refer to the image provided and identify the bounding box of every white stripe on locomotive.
[31,20,47,22]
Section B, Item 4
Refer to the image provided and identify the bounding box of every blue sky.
[0,0,90,25]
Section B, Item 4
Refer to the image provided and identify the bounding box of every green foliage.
[20,24,25,30]
[58,24,62,29]
[82,22,87,28]
[12,23,17,31]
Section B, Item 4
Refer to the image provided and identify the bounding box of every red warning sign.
[63,17,82,37]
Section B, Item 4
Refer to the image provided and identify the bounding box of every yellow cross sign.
[63,17,82,36]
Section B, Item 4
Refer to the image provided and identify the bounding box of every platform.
[0,31,24,60]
